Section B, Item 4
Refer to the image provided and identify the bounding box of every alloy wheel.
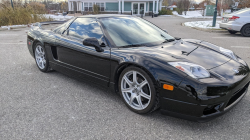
[121,70,151,110]
[35,45,46,69]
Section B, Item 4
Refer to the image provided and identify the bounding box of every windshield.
[99,17,175,47]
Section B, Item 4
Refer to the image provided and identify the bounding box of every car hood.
[132,39,231,69]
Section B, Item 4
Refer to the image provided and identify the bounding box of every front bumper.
[160,72,250,122]
[161,83,248,122]
[219,22,242,32]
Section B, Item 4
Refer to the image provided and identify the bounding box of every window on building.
[89,2,93,11]
[84,2,88,11]
[84,2,93,11]
[96,2,105,11]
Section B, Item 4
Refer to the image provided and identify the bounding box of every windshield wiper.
[119,44,146,48]
[162,39,175,43]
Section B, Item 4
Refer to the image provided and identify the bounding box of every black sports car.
[27,15,250,122]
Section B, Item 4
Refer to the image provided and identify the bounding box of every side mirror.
[83,38,104,52]
[163,29,168,34]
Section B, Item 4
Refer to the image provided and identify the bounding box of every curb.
[10,25,27,29]
[0,25,28,30]
[0,28,8,31]
[181,23,227,33]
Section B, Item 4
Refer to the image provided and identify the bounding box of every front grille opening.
[226,83,249,107]
[203,104,220,115]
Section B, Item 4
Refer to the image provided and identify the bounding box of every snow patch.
[173,11,221,19]
[184,20,222,29]
[172,11,179,16]
[43,14,73,21]
[1,25,27,30]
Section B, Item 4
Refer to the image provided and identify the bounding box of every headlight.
[168,62,210,79]
[219,47,238,61]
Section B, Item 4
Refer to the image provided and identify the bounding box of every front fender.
[27,27,49,58]
[110,49,187,93]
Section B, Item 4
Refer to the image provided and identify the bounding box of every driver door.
[54,18,111,86]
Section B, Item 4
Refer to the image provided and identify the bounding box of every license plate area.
[222,18,228,23]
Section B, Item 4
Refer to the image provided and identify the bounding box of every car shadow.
[220,32,244,37]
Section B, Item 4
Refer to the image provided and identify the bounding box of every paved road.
[0,16,250,139]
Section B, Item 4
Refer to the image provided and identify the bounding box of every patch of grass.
[158,9,173,15]
[0,0,52,26]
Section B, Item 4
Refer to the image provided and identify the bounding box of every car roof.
[78,14,134,18]
[230,8,250,15]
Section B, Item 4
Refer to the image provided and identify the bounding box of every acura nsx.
[27,15,250,122]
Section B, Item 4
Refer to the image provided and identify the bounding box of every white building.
[68,0,163,16]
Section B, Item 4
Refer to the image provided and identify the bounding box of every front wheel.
[118,66,159,114]
[241,24,250,37]
[34,43,51,72]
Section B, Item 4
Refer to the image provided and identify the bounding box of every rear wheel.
[241,24,250,37]
[34,43,51,72]
[228,30,237,34]
[118,66,159,114]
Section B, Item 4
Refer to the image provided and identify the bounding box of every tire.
[34,42,51,72]
[241,24,250,37]
[228,30,237,34]
[118,66,159,114]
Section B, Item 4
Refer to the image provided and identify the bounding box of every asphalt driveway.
[0,16,250,139]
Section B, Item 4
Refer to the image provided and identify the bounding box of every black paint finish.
[27,15,250,122]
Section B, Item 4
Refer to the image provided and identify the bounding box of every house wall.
[124,2,132,11]
[106,2,119,11]
[68,0,162,14]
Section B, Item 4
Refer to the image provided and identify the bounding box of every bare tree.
[176,0,184,14]
[176,0,190,15]
[61,1,68,12]
[162,0,169,6]
[183,0,190,15]
[234,0,250,8]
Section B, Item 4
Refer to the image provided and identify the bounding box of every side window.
[53,18,75,34]
[68,18,104,43]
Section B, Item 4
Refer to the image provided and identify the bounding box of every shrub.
[175,8,183,15]
[158,9,173,15]
[0,0,51,26]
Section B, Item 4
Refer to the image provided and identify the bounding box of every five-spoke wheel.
[35,45,46,69]
[119,66,159,114]
[34,42,50,72]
